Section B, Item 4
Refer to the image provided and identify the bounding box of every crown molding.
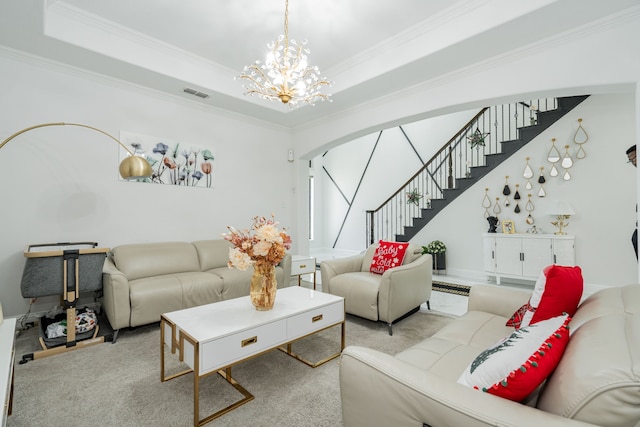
[47,2,236,75]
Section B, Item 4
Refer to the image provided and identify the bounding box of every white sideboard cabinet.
[483,233,575,284]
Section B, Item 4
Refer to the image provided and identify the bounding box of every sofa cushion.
[369,241,409,274]
[112,242,201,281]
[179,272,225,308]
[506,265,583,328]
[536,285,640,426]
[396,311,514,382]
[458,314,570,402]
[208,267,252,300]
[192,240,232,271]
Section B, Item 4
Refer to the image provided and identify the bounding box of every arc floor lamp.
[0,122,153,179]
[0,122,152,352]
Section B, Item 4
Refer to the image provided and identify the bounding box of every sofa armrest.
[467,284,531,319]
[377,254,432,323]
[340,346,596,427]
[102,257,131,330]
[320,254,364,294]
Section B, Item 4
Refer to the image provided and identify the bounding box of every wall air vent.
[183,88,210,99]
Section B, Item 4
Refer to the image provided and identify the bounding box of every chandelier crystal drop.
[237,0,332,107]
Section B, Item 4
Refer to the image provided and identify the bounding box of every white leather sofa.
[320,243,432,335]
[102,240,292,334]
[339,284,640,427]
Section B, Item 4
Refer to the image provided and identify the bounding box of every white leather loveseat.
[339,284,640,427]
[102,240,292,335]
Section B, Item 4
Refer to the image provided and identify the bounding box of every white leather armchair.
[320,243,432,335]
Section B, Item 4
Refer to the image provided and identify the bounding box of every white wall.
[412,94,637,287]
[314,94,637,287]
[2,9,640,318]
[296,9,640,286]
[0,53,295,317]
[316,109,476,251]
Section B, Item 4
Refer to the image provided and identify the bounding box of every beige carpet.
[8,309,455,427]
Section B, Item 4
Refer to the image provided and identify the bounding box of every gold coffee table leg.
[196,367,254,426]
[160,317,192,382]
[279,321,345,368]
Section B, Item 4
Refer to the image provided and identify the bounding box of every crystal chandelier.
[237,0,331,107]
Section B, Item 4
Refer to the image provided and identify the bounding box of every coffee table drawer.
[198,319,287,374]
[287,301,344,340]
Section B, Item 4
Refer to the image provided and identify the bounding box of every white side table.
[291,255,317,290]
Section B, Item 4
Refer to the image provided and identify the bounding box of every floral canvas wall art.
[119,131,215,188]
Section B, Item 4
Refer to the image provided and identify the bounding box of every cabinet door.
[495,237,523,276]
[553,239,575,266]
[522,238,553,278]
[483,236,496,273]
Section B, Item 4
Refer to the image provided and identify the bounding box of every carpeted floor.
[8,309,455,427]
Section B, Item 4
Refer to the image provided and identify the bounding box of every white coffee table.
[160,286,345,426]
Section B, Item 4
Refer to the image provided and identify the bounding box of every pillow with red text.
[506,265,583,328]
[458,314,571,402]
[369,241,408,274]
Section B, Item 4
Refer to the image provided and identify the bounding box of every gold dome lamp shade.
[0,122,152,180]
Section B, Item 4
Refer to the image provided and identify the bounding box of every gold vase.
[250,261,277,310]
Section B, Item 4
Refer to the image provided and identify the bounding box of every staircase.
[366,95,589,244]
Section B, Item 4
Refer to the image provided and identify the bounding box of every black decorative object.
[538,167,546,184]
[432,252,446,271]
[487,216,499,233]
[503,176,511,195]
[422,240,446,272]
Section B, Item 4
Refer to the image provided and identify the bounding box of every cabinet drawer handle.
[312,314,323,323]
[299,264,306,269]
[241,336,258,347]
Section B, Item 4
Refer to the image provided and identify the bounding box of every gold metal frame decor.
[502,220,515,234]
[523,156,534,190]
[561,144,574,181]
[482,187,492,218]
[119,131,215,188]
[573,118,589,159]
[0,122,152,180]
[548,137,561,177]
[525,194,535,225]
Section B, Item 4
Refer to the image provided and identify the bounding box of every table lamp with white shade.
[548,200,575,235]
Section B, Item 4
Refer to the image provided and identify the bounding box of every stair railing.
[366,98,558,245]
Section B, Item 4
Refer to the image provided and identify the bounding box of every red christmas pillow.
[506,265,583,328]
[369,241,408,275]
[458,314,571,402]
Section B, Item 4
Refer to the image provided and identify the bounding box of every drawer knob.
[241,336,258,347]
[312,314,323,323]
[299,264,306,268]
